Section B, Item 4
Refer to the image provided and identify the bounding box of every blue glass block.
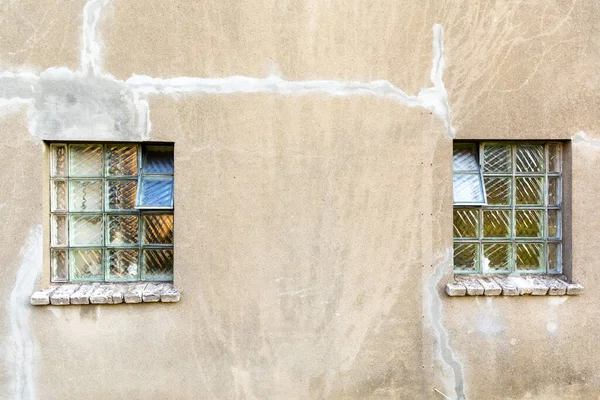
[143,146,174,174]
[138,176,174,208]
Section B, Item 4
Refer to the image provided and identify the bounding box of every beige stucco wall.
[1,1,600,399]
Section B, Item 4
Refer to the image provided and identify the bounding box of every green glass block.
[143,249,174,280]
[107,249,139,280]
[482,243,511,273]
[453,243,478,272]
[51,249,68,282]
[515,210,543,238]
[70,249,103,281]
[453,144,479,171]
[107,215,139,245]
[106,145,138,176]
[51,179,68,212]
[548,177,560,206]
[69,144,103,177]
[515,243,543,272]
[516,144,544,173]
[51,214,68,247]
[107,179,137,210]
[483,176,511,205]
[70,179,103,211]
[453,209,478,238]
[515,177,543,205]
[547,143,561,173]
[51,144,68,177]
[70,215,103,246]
[548,210,559,238]
[483,210,510,238]
[143,214,174,244]
[483,144,511,173]
[547,243,561,273]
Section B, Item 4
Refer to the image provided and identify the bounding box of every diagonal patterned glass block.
[548,177,560,206]
[515,177,543,205]
[70,215,103,246]
[453,243,479,272]
[482,243,511,273]
[515,210,543,238]
[547,143,561,173]
[516,144,544,173]
[144,146,174,174]
[70,180,103,211]
[51,249,68,282]
[107,179,137,210]
[70,249,103,281]
[143,214,174,244]
[483,144,511,173]
[51,179,68,212]
[548,210,559,238]
[483,210,510,238]
[143,249,174,280]
[107,215,139,245]
[515,243,543,272]
[483,176,511,205]
[138,176,174,208]
[453,209,479,238]
[51,214,68,246]
[453,174,484,204]
[547,243,561,273]
[51,144,68,177]
[107,145,138,176]
[107,249,139,280]
[69,144,103,177]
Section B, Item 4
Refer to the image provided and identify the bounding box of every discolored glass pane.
[453,174,485,204]
[51,214,68,246]
[453,243,478,272]
[106,145,138,176]
[548,177,560,206]
[548,210,559,238]
[138,176,174,208]
[547,243,561,273]
[70,180,103,211]
[515,243,543,272]
[483,210,510,238]
[143,249,174,280]
[483,144,511,173]
[143,146,174,174]
[69,144,103,177]
[51,249,68,282]
[143,214,174,244]
[515,210,543,238]
[107,215,139,245]
[516,145,544,173]
[453,144,479,171]
[70,215,103,246]
[51,179,68,212]
[107,179,137,210]
[51,144,68,177]
[453,209,478,238]
[107,249,139,280]
[483,176,511,205]
[515,177,543,205]
[70,249,103,280]
[482,243,511,273]
[547,143,561,173]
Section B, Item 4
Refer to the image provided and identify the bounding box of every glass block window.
[49,143,174,282]
[453,142,562,274]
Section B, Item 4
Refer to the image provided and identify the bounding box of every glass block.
[51,179,68,212]
[483,144,511,173]
[547,143,561,173]
[143,146,174,174]
[143,249,174,280]
[482,243,511,273]
[70,215,103,246]
[483,210,510,238]
[515,210,543,238]
[548,177,560,206]
[453,242,478,272]
[51,214,68,246]
[51,249,68,282]
[547,243,561,273]
[107,215,139,245]
[107,179,137,210]
[69,144,103,177]
[143,214,174,244]
[70,179,103,211]
[70,249,103,280]
[515,243,543,272]
[106,145,138,176]
[51,144,68,177]
[138,176,174,208]
[483,176,511,205]
[453,174,484,204]
[516,144,544,173]
[515,177,543,205]
[107,249,139,280]
[548,210,559,238]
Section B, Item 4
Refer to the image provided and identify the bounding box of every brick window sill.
[30,282,181,305]
[445,274,583,297]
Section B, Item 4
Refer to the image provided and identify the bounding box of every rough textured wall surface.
[0,0,599,399]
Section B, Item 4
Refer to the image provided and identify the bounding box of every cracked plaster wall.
[1,0,600,399]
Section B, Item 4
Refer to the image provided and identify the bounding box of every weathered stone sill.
[445,275,583,297]
[30,282,180,305]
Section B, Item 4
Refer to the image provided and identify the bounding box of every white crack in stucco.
[81,0,110,76]
[573,131,600,147]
